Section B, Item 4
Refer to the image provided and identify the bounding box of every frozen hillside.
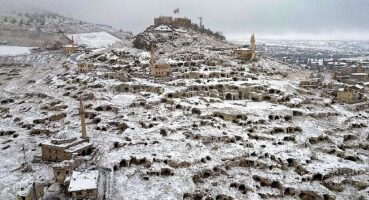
[0,19,368,200]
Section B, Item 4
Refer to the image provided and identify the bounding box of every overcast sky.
[2,0,369,40]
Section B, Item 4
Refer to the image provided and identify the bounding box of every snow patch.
[0,46,32,56]
[66,32,121,48]
[112,94,137,106]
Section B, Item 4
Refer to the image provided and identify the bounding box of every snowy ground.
[0,28,368,200]
[0,46,32,56]
[66,32,122,48]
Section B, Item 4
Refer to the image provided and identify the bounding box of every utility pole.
[198,17,203,29]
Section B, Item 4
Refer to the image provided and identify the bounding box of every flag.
[174,8,180,14]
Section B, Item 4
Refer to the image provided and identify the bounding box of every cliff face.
[133,31,181,50]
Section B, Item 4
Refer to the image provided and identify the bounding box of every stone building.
[77,62,95,73]
[234,48,254,60]
[53,159,82,183]
[234,34,256,61]
[336,87,364,104]
[150,61,171,77]
[68,170,99,200]
[17,182,45,200]
[41,99,94,162]
[154,16,192,29]
[350,72,368,83]
[154,16,173,27]
[299,79,322,88]
[41,137,93,162]
[115,83,164,94]
[149,47,171,78]
[62,44,78,54]
[173,18,192,28]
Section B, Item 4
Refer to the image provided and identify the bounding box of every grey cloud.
[1,0,369,40]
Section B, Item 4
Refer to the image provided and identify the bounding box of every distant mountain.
[0,10,132,47]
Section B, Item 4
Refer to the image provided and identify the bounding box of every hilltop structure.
[154,16,192,29]
[234,34,257,60]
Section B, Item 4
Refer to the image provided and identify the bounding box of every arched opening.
[230,183,238,188]
[271,181,280,188]
[273,128,284,133]
[226,93,232,100]
[87,148,92,155]
[263,96,271,101]
[192,108,201,115]
[239,184,247,194]
[312,173,323,181]
[284,188,292,195]
[287,158,294,167]
[293,110,303,116]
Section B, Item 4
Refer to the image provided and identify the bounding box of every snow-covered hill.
[0,17,368,200]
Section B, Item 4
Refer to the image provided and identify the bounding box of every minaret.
[250,33,256,60]
[79,98,88,140]
[250,33,255,50]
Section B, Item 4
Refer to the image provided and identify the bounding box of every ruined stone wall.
[115,83,164,94]
[154,16,192,28]
[71,189,97,200]
[154,16,173,27]
[337,91,360,104]
[234,49,253,60]
[173,18,192,28]
[150,64,171,77]
[41,145,72,162]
